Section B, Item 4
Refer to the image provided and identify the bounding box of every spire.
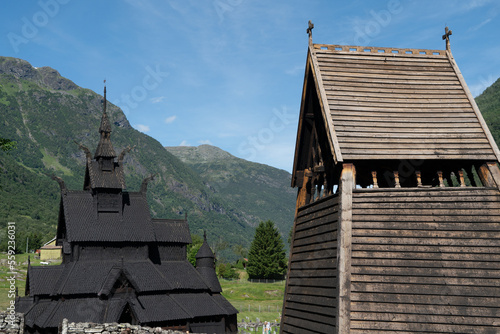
[196,231,215,262]
[99,81,112,134]
[94,81,116,159]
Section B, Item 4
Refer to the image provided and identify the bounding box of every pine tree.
[247,220,287,279]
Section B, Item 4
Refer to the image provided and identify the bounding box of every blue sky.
[1,0,499,172]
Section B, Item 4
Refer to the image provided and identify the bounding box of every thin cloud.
[150,96,166,103]
[165,115,177,124]
[179,140,190,146]
[136,124,150,132]
[199,139,213,145]
[468,18,492,32]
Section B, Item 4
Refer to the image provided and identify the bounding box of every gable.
[61,191,156,242]
[293,42,500,173]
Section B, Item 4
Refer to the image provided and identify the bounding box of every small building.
[281,26,500,333]
[16,87,238,334]
[39,237,62,261]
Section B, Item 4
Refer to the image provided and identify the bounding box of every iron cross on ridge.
[442,26,452,50]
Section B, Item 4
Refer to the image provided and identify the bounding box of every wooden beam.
[446,50,500,163]
[291,52,312,187]
[478,162,500,190]
[337,163,355,333]
[309,46,343,163]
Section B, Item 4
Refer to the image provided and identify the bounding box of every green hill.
[476,77,500,146]
[0,56,295,260]
[166,145,296,236]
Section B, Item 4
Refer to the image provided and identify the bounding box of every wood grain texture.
[281,194,339,333]
[349,188,500,332]
[311,45,500,162]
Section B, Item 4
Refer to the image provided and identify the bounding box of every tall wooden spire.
[94,82,116,160]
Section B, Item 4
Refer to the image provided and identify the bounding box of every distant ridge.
[0,56,295,259]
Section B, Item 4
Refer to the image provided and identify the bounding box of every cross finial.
[103,79,107,112]
[307,20,314,39]
[442,26,452,51]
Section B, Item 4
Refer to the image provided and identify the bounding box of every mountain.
[0,56,295,259]
[166,145,296,235]
[476,77,500,146]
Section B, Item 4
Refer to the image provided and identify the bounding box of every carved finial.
[118,145,135,164]
[74,141,93,162]
[103,79,107,113]
[307,20,314,39]
[140,174,156,193]
[442,26,452,51]
[51,174,67,193]
[203,230,207,241]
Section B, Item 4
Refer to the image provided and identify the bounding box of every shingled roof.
[60,191,156,242]
[18,87,238,333]
[293,41,500,175]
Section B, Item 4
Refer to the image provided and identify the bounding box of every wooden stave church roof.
[293,41,500,178]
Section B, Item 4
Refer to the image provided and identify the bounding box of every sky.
[1,0,499,172]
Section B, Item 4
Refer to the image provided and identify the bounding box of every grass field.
[220,277,285,324]
[0,254,285,324]
[0,253,62,309]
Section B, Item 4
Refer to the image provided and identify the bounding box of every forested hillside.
[476,77,500,145]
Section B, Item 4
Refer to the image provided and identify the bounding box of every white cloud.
[136,124,150,132]
[165,115,177,124]
[199,139,213,145]
[150,96,166,103]
[463,0,493,10]
[179,140,190,146]
[468,18,492,32]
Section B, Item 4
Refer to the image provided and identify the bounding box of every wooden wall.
[350,187,500,333]
[282,194,339,334]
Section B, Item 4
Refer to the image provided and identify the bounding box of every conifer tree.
[247,220,287,279]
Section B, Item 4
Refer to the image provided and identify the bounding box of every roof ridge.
[313,43,446,56]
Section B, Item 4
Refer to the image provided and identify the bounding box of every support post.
[337,163,355,333]
[478,162,500,189]
[295,169,312,214]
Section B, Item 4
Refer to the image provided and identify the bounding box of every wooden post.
[458,170,466,187]
[337,163,355,334]
[478,163,500,189]
[371,171,378,188]
[393,171,401,188]
[416,171,422,187]
[437,171,445,187]
[295,169,311,214]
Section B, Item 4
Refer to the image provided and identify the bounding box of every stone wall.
[61,319,189,334]
[0,311,24,334]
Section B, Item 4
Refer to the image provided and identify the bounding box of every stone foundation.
[0,311,24,334]
[61,319,188,334]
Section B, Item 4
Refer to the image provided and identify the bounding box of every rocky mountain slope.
[0,56,295,259]
[166,145,296,235]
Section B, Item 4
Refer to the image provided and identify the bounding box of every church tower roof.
[196,231,215,260]
[94,84,117,159]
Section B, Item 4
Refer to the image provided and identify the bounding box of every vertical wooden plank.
[487,162,500,190]
[336,163,355,334]
[478,163,499,188]
[295,169,311,214]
